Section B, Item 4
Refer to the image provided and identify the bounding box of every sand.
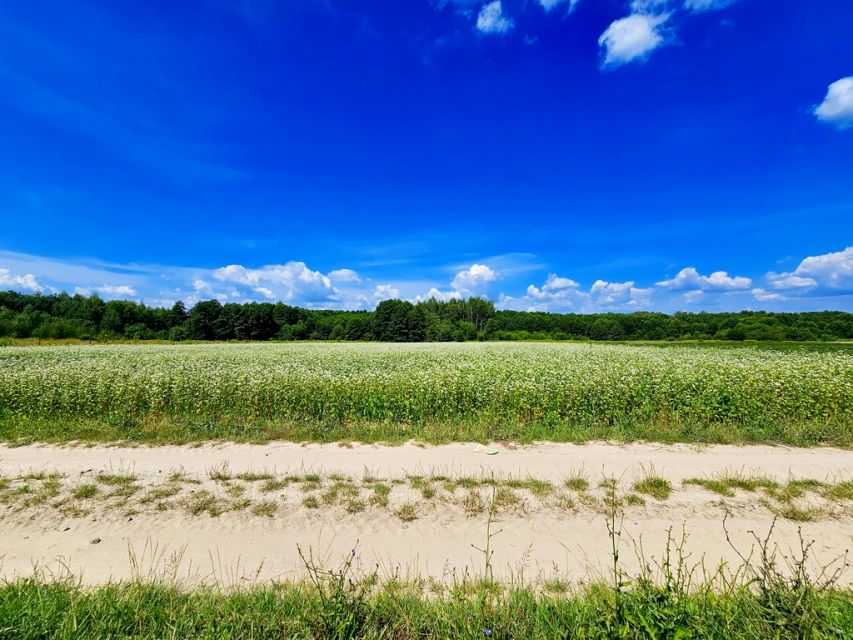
[1,441,851,587]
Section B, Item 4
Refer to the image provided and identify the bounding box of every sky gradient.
[1,0,851,312]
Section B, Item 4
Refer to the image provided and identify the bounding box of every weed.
[370,483,390,507]
[207,463,231,482]
[139,485,180,503]
[683,477,735,497]
[72,483,98,499]
[251,500,278,517]
[96,473,137,486]
[396,502,418,521]
[564,475,589,492]
[237,471,274,482]
[632,476,672,501]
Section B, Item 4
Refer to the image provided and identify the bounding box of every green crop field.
[0,342,850,446]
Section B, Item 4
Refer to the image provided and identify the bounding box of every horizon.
[1,1,851,313]
[4,286,853,319]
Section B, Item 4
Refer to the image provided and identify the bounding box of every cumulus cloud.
[96,284,138,297]
[598,12,669,67]
[767,247,853,292]
[212,262,335,302]
[813,77,853,130]
[476,1,513,34]
[416,287,462,303]
[527,273,580,301]
[373,284,400,300]
[503,274,651,311]
[752,288,785,302]
[590,279,652,307]
[328,268,361,283]
[0,268,42,291]
[656,267,752,291]
[767,275,817,290]
[451,263,497,295]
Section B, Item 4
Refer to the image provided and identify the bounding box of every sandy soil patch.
[1,442,851,587]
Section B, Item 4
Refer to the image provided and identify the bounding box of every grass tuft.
[251,500,278,517]
[632,476,672,501]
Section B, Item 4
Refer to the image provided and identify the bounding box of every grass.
[493,486,522,510]
[824,481,853,501]
[396,501,418,521]
[684,477,736,497]
[346,497,366,513]
[782,478,825,499]
[71,483,98,499]
[370,483,391,507]
[207,463,231,482]
[0,574,850,639]
[96,473,137,486]
[3,468,850,522]
[632,475,673,501]
[251,500,278,517]
[564,474,590,492]
[236,471,274,482]
[184,491,223,517]
[167,471,200,485]
[139,485,180,503]
[765,501,821,522]
[721,473,779,492]
[625,493,647,506]
[462,489,485,516]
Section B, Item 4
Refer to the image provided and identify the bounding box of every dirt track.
[1,442,851,586]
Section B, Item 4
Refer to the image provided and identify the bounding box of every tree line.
[0,290,851,342]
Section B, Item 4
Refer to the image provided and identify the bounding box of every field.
[0,342,851,446]
[1,342,852,637]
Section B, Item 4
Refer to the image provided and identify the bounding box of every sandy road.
[1,442,851,587]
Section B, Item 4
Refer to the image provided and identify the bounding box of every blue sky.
[1,0,851,312]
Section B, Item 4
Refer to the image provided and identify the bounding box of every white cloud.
[768,246,853,292]
[527,273,580,300]
[539,0,581,11]
[193,279,214,294]
[752,288,785,302]
[96,284,138,297]
[683,290,704,303]
[767,275,817,290]
[451,263,498,295]
[476,1,513,35]
[591,279,652,307]
[0,268,42,291]
[373,284,400,300]
[212,262,335,303]
[416,287,462,302]
[683,0,738,11]
[814,77,853,130]
[631,0,669,11]
[656,267,752,291]
[504,274,651,311]
[328,268,361,283]
[598,12,669,67]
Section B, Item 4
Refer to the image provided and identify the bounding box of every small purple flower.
[483,629,491,637]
